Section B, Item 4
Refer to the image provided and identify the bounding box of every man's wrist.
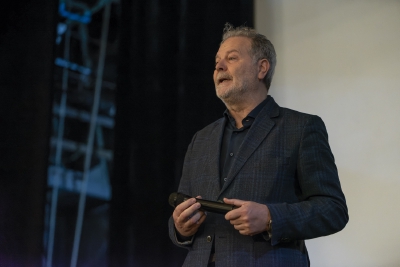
[175,226,193,241]
[176,231,192,242]
[174,227,194,245]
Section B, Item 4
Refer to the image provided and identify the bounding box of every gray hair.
[221,23,277,90]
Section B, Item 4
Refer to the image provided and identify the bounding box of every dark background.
[0,0,253,266]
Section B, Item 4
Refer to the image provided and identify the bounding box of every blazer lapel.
[219,97,280,196]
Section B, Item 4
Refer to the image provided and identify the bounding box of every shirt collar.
[223,95,270,129]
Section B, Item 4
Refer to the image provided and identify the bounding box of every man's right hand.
[173,196,207,237]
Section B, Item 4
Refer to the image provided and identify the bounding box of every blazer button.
[206,236,212,242]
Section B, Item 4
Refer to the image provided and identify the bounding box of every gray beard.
[216,81,249,106]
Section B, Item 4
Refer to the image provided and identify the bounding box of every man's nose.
[215,59,227,71]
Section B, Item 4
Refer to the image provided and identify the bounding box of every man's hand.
[224,198,271,236]
[173,196,207,237]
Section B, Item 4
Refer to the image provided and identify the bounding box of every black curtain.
[111,1,254,266]
[0,1,56,266]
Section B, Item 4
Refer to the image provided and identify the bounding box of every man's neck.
[226,89,268,128]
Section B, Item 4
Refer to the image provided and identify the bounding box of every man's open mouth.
[217,75,232,85]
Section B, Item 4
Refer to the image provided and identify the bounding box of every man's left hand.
[224,198,271,236]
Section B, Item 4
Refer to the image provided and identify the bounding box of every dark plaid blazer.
[169,96,348,267]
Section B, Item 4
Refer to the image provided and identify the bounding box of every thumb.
[223,198,245,206]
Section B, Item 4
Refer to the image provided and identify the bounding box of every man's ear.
[258,59,269,80]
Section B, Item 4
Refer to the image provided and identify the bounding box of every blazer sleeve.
[168,132,198,249]
[267,115,349,246]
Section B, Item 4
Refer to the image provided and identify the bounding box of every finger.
[229,218,242,226]
[225,209,241,221]
[187,210,206,225]
[196,211,207,225]
[232,223,251,236]
[239,229,251,236]
[225,211,240,221]
[223,198,246,206]
[174,197,199,220]
[174,202,195,223]
[175,211,202,236]
[173,198,195,221]
[185,209,204,225]
[175,197,197,213]
[223,198,247,220]
[233,223,244,231]
[179,211,206,237]
[233,224,250,236]
[179,202,202,223]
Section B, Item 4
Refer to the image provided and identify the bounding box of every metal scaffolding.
[45,0,117,266]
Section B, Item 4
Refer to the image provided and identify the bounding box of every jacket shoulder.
[277,106,324,124]
[194,117,225,137]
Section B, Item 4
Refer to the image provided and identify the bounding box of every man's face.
[214,36,258,104]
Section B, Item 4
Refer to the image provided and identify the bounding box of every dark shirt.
[219,96,270,187]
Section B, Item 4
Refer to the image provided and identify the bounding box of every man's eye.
[228,57,236,61]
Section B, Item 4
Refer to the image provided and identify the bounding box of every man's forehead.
[215,36,251,58]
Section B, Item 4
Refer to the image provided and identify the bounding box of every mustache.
[216,73,233,83]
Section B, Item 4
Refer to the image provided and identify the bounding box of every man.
[169,23,348,267]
